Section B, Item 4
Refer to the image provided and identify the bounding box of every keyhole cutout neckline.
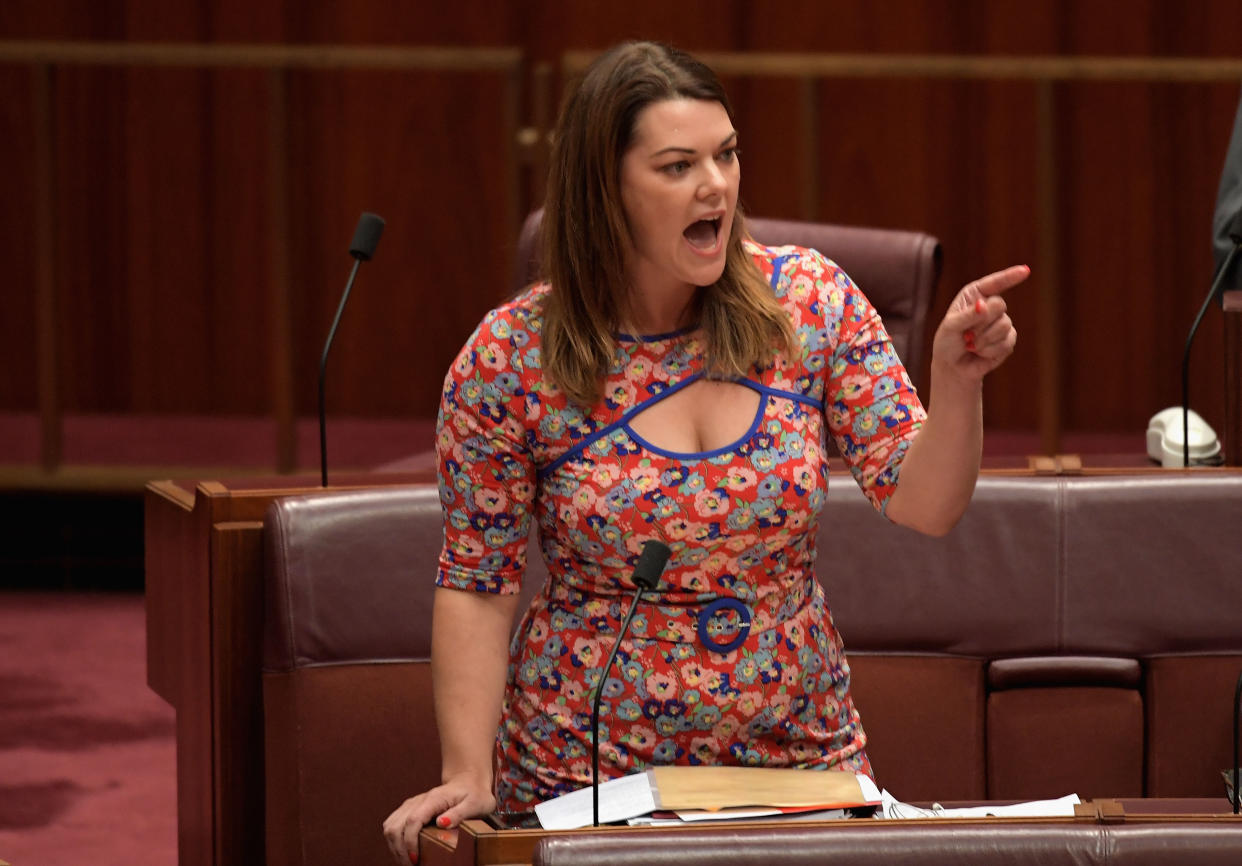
[625,376,765,459]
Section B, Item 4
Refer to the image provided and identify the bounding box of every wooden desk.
[144,471,433,866]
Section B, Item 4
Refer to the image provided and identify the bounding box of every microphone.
[318,212,385,487]
[1233,666,1241,814]
[1180,210,1242,467]
[589,539,671,827]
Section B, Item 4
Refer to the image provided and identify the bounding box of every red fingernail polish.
[975,298,986,315]
[408,853,418,864]
[437,816,451,828]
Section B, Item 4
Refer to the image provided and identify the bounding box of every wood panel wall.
[2,0,1240,473]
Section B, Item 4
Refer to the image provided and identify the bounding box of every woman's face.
[619,98,740,297]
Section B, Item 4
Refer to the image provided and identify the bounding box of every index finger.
[973,264,1030,297]
[383,797,441,864]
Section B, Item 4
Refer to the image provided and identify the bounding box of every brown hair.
[540,41,794,406]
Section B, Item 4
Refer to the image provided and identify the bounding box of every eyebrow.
[650,130,738,158]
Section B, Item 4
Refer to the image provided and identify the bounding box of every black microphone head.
[349,212,385,261]
[1228,209,1242,246]
[632,539,671,590]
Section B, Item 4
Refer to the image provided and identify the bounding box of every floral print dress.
[434,241,926,811]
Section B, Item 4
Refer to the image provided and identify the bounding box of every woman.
[384,40,1023,863]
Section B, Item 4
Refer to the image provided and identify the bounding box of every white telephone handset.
[1146,407,1222,467]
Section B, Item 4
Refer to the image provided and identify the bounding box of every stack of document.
[877,789,1081,819]
[534,766,882,830]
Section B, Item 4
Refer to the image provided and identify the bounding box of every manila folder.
[649,766,875,811]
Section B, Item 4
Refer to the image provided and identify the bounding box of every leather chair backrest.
[263,485,547,672]
[265,470,1242,676]
[512,209,942,392]
[820,473,1242,658]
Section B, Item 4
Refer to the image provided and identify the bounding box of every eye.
[717,146,740,164]
[661,160,692,177]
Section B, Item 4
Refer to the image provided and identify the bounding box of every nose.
[698,160,726,199]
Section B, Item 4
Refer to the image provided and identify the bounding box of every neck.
[625,275,699,336]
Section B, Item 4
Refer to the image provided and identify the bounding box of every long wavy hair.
[540,41,794,406]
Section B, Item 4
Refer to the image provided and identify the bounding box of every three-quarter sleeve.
[800,250,927,513]
[435,305,537,595]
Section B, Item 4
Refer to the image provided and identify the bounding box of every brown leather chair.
[512,209,943,394]
[261,486,443,866]
[261,486,549,866]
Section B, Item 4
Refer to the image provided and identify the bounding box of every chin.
[691,262,728,288]
[676,250,729,288]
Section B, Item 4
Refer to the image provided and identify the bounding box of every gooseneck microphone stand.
[590,539,672,827]
[1181,213,1242,467]
[1233,667,1241,814]
[318,212,385,487]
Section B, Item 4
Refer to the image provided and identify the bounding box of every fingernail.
[963,330,975,345]
[408,853,418,864]
[437,816,451,828]
[975,298,986,315]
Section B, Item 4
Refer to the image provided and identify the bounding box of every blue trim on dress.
[768,254,793,288]
[736,376,822,410]
[760,255,828,412]
[538,373,706,478]
[615,324,698,343]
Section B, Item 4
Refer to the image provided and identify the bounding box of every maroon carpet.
[0,592,176,866]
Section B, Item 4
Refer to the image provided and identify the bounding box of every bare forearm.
[431,587,519,785]
[887,264,1026,535]
[885,361,983,536]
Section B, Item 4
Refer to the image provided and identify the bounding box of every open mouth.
[683,216,722,250]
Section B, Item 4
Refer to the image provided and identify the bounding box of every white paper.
[626,815,686,826]
[856,774,882,804]
[935,794,1081,818]
[535,771,658,830]
[878,788,1081,820]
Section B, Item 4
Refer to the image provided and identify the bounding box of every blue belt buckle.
[697,597,751,653]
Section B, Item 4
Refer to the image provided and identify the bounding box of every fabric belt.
[548,574,818,655]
